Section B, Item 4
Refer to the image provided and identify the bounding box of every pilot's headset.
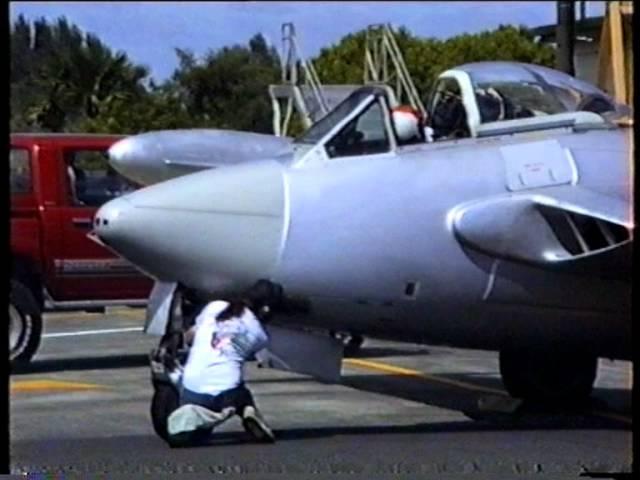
[391,106,423,143]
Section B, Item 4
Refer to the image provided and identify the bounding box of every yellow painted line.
[10,380,107,393]
[343,358,633,424]
[343,358,508,396]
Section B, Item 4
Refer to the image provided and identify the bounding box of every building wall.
[574,41,600,85]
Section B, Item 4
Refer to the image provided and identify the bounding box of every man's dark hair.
[216,280,283,322]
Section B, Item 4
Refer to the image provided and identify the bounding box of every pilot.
[475,87,507,123]
[391,106,432,145]
[165,281,280,447]
[475,87,534,122]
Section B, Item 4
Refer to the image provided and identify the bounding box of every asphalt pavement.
[9,308,633,478]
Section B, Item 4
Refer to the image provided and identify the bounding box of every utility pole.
[556,1,576,75]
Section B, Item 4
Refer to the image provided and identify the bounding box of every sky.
[9,1,606,82]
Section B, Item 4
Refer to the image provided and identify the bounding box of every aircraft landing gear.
[149,287,203,441]
[149,339,186,441]
[150,381,179,441]
[331,331,365,357]
[499,347,598,404]
[344,334,365,357]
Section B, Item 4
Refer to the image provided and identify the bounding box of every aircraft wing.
[451,188,632,280]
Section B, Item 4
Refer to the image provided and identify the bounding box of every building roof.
[530,16,604,43]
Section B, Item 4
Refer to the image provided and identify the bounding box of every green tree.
[10,15,150,132]
[167,34,281,133]
[81,82,192,134]
[11,16,556,136]
[313,24,555,101]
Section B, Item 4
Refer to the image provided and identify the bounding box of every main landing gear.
[499,347,598,404]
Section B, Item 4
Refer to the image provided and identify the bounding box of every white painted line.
[43,327,144,338]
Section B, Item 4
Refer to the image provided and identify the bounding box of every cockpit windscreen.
[295,89,375,144]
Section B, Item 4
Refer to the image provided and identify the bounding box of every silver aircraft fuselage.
[95,63,633,366]
[95,126,632,360]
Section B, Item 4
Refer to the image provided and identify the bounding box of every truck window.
[325,99,390,158]
[10,148,32,194]
[65,149,137,207]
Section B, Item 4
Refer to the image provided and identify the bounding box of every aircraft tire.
[9,279,43,366]
[499,348,598,404]
[150,383,180,441]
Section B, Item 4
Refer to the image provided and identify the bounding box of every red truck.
[10,133,153,365]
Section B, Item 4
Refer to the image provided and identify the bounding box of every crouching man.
[165,281,279,447]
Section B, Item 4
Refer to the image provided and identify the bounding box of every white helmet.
[392,106,422,142]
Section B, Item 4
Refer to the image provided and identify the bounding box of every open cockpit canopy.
[292,62,630,164]
[458,62,630,122]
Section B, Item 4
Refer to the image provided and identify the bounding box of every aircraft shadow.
[11,354,150,375]
[10,342,425,376]
[339,372,632,431]
[346,345,431,359]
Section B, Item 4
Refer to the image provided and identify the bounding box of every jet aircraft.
[94,62,633,403]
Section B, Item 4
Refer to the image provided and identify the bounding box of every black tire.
[9,279,43,366]
[150,383,179,441]
[499,348,598,404]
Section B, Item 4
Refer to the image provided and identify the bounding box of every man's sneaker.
[242,406,275,443]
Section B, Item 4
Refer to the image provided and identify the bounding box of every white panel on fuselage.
[502,139,573,191]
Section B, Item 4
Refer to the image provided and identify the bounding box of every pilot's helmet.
[391,106,422,142]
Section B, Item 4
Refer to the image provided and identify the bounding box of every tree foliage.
[314,24,555,102]
[10,15,149,132]
[11,15,556,135]
[166,34,281,133]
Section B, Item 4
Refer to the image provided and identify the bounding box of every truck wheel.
[150,383,179,441]
[9,280,43,366]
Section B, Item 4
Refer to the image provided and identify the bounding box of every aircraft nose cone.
[95,160,288,292]
[93,197,133,246]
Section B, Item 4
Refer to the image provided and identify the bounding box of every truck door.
[54,146,152,302]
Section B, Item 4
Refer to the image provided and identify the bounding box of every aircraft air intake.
[537,205,631,255]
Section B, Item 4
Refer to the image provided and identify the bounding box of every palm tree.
[15,17,149,131]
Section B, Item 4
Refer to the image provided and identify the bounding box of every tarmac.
[9,308,633,478]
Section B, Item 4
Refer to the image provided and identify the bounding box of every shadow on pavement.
[339,372,632,431]
[346,345,431,359]
[11,354,150,375]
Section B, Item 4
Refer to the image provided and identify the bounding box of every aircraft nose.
[93,197,134,247]
[94,197,128,235]
[93,160,287,291]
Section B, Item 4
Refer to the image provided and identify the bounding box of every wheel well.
[11,256,44,309]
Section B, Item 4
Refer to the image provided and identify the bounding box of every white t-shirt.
[182,300,269,396]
